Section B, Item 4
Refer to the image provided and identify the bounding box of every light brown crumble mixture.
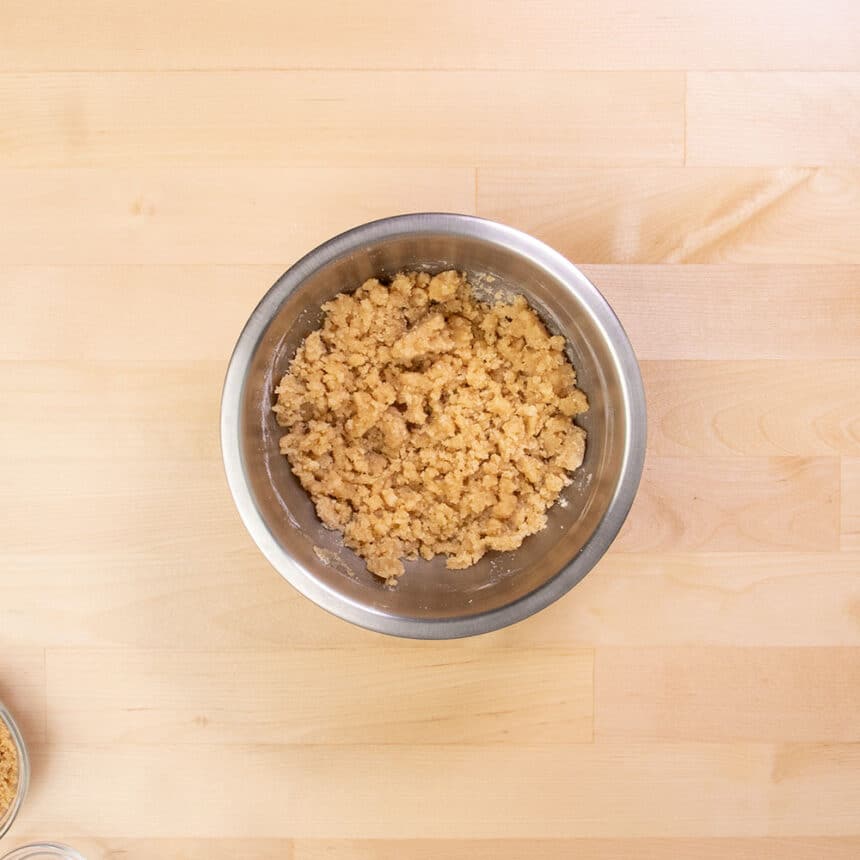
[0,718,18,815]
[274,270,588,582]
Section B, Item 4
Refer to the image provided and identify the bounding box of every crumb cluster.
[274,270,588,582]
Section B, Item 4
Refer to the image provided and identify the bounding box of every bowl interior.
[233,223,639,633]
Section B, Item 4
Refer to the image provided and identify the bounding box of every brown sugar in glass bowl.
[0,702,30,840]
[221,214,646,638]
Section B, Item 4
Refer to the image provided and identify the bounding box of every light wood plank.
[616,457,840,552]
[595,648,860,743]
[0,71,683,168]
[0,168,475,264]
[687,73,860,166]
[0,265,284,362]
[512,552,860,650]
[3,265,858,363]
[2,1,859,72]
[0,459,236,556]
[0,455,843,652]
[477,168,860,263]
[0,649,46,744]
[3,552,859,651]
[0,452,841,556]
[0,543,299,652]
[642,361,860,456]
[293,838,860,860]
[2,2,859,851]
[0,362,222,462]
[45,647,593,745]
[22,742,860,837]
[842,459,860,550]
[583,265,860,360]
[4,360,856,466]
[6,837,859,860]
[2,840,295,860]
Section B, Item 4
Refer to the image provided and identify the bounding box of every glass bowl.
[0,703,30,841]
[1,846,85,860]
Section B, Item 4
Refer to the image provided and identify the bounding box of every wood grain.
[0,265,284,361]
[10,841,298,860]
[3,360,856,466]
[642,361,860,456]
[615,457,840,552]
[0,168,475,264]
[2,1,859,72]
[477,168,860,263]
[0,448,840,560]
[2,553,859,652]
[0,71,684,168]
[523,552,860,649]
[595,648,860,742]
[842,459,860,550]
[11,837,859,860]
[0,362,222,461]
[687,73,860,166]
[0,459,234,555]
[3,265,858,362]
[44,647,593,745]
[584,265,860,360]
[2,3,859,855]
[21,743,860,838]
[293,838,860,860]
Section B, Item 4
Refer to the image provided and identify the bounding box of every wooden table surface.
[1,2,859,858]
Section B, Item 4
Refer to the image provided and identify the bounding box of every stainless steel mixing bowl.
[221,213,646,638]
